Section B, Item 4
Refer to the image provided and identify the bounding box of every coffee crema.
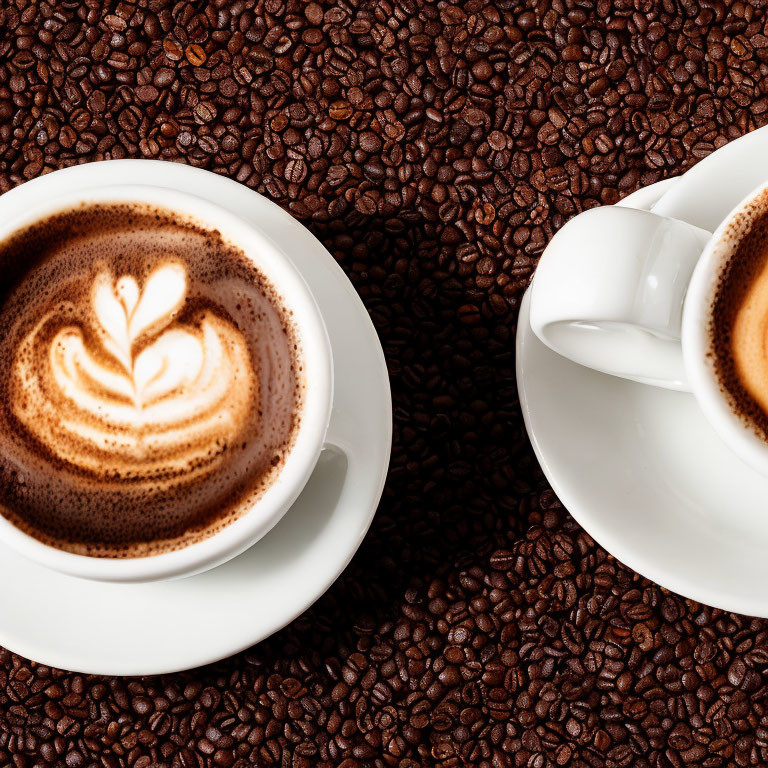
[0,203,302,557]
[711,192,768,440]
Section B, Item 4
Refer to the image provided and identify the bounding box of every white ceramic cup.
[530,178,768,478]
[0,180,333,582]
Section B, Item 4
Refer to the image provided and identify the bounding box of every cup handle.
[529,206,712,391]
[322,406,356,455]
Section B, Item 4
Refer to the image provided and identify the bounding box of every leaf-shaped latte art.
[12,261,256,475]
[92,263,188,386]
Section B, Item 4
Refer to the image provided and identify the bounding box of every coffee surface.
[0,203,301,557]
[711,192,768,438]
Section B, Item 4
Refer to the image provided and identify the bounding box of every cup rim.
[0,183,333,581]
[683,177,768,476]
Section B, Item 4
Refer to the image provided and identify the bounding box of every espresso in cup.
[0,203,303,557]
[710,191,768,441]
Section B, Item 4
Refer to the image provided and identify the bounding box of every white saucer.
[0,161,392,674]
[517,131,768,618]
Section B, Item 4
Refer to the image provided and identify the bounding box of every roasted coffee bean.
[185,44,207,67]
[163,39,183,62]
[0,1,765,766]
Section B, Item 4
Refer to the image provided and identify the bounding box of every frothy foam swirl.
[11,262,255,480]
[0,203,300,558]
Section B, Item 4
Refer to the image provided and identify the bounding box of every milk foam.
[711,193,768,442]
[0,203,301,557]
[12,262,255,476]
[729,262,768,416]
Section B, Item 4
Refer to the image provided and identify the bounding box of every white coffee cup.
[530,179,768,478]
[0,180,333,582]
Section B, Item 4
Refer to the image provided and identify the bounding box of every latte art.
[12,262,255,478]
[0,203,301,557]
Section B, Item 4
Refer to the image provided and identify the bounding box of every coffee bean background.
[0,0,767,766]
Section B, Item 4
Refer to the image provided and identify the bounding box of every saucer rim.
[517,176,768,617]
[0,160,392,675]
